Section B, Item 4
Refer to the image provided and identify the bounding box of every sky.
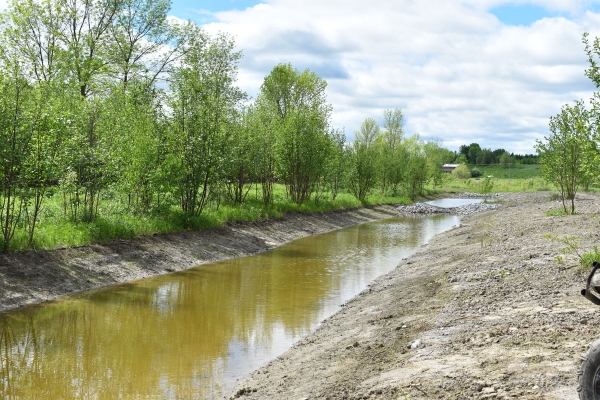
[165,0,600,154]
[1,0,600,153]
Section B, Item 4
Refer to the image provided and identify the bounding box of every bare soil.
[0,205,400,312]
[231,192,600,400]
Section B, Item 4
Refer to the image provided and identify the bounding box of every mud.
[231,192,600,400]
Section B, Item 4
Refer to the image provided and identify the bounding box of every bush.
[470,168,482,178]
[452,164,471,179]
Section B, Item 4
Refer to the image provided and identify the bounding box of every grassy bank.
[5,167,556,253]
[8,185,413,252]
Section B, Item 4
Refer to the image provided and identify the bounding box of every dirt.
[230,192,600,400]
[0,205,401,312]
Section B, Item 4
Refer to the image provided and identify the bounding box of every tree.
[424,140,452,189]
[325,128,348,201]
[452,164,471,180]
[492,148,507,163]
[459,144,469,160]
[403,135,428,200]
[378,108,404,194]
[0,66,36,251]
[349,118,379,200]
[225,106,257,205]
[168,29,246,215]
[583,32,600,88]
[535,101,592,214]
[476,148,494,165]
[109,0,184,87]
[454,154,468,164]
[467,143,481,164]
[499,151,515,167]
[382,108,403,150]
[256,63,332,205]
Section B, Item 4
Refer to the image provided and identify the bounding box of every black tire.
[579,338,600,399]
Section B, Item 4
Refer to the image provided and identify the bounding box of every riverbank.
[0,205,407,312]
[231,191,600,399]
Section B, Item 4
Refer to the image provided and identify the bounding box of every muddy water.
[0,206,470,399]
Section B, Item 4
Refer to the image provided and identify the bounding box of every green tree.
[378,108,404,194]
[452,164,471,179]
[349,118,379,200]
[476,148,494,165]
[467,143,481,164]
[168,30,246,215]
[325,128,348,201]
[499,151,515,167]
[225,106,257,205]
[0,67,36,251]
[256,63,332,205]
[109,0,185,87]
[403,135,428,200]
[535,101,592,214]
[424,140,453,189]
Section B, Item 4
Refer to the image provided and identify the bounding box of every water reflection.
[0,213,461,399]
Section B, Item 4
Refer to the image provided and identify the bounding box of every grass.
[5,166,573,253]
[439,162,552,193]
[4,185,413,252]
[470,164,541,179]
[545,208,568,217]
[441,176,552,193]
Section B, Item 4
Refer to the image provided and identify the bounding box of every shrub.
[470,168,482,178]
[452,164,471,179]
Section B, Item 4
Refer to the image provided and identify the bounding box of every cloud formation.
[192,0,600,153]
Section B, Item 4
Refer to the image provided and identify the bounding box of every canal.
[0,201,476,398]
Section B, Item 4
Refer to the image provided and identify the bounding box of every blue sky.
[165,1,600,153]
[170,0,264,22]
[489,3,564,25]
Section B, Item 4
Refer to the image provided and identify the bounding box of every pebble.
[396,202,500,216]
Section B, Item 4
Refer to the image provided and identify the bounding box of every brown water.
[0,211,464,399]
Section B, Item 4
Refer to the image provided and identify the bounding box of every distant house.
[442,164,460,173]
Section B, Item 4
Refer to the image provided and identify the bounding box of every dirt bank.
[0,205,403,312]
[231,192,600,400]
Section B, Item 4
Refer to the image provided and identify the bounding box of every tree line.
[456,143,538,166]
[0,0,457,252]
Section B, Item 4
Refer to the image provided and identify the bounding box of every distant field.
[469,164,540,179]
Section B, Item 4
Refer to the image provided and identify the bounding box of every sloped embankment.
[0,205,401,312]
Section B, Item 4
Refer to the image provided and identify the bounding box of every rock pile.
[454,192,505,199]
[396,202,500,216]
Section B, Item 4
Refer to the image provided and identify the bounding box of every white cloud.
[189,0,600,153]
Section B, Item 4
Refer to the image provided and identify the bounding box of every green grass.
[469,164,541,179]
[4,185,413,252]
[545,207,567,217]
[441,175,552,193]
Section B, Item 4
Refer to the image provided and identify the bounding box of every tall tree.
[467,143,481,165]
[382,108,403,150]
[378,108,404,194]
[350,118,379,200]
[256,63,333,205]
[109,0,190,87]
[168,29,246,215]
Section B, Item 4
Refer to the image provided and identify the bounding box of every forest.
[0,0,541,253]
